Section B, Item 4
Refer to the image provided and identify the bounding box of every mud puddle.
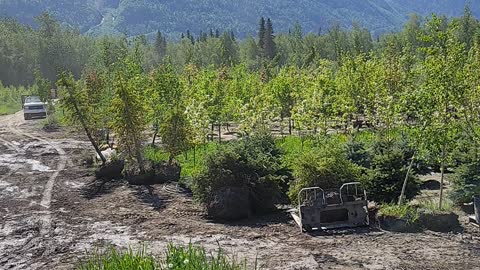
[0,154,53,172]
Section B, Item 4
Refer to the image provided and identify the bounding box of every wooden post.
[399,154,415,205]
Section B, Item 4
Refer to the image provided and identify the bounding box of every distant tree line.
[6,10,477,87]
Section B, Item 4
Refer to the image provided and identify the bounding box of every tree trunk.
[439,145,446,210]
[398,154,415,205]
[300,132,304,152]
[211,122,215,141]
[86,125,106,165]
[280,117,284,138]
[134,139,145,173]
[151,127,158,147]
[106,129,110,147]
[193,146,196,166]
[288,118,292,135]
[218,123,222,143]
[69,90,106,165]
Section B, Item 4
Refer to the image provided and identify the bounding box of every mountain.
[1,0,479,38]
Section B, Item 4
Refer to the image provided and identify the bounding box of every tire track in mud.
[2,113,67,235]
[0,115,23,199]
[0,137,20,183]
[0,113,69,268]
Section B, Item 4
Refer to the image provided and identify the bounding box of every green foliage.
[288,138,361,203]
[0,83,32,115]
[165,243,248,270]
[361,144,421,203]
[110,56,148,171]
[450,160,480,204]
[148,63,193,162]
[160,109,193,163]
[379,204,420,223]
[417,197,455,214]
[57,73,89,125]
[4,8,480,212]
[78,244,249,270]
[78,247,158,270]
[3,1,479,39]
[346,137,371,168]
[193,133,288,211]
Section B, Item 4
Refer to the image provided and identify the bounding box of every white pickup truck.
[22,96,47,120]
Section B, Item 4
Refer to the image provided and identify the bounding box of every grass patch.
[379,204,420,223]
[275,136,315,169]
[78,247,159,270]
[78,244,251,270]
[417,197,455,214]
[165,243,249,270]
[0,102,21,115]
[0,84,33,115]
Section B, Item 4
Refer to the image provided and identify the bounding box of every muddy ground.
[0,112,479,270]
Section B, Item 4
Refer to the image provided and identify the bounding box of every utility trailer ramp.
[290,182,369,232]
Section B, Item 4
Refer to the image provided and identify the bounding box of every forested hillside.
[0,0,479,37]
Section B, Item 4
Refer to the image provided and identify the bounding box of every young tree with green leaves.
[57,72,106,164]
[110,56,148,173]
[417,16,466,209]
[292,61,336,135]
[149,62,193,164]
[148,62,182,146]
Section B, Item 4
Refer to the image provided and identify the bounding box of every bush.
[288,141,361,203]
[346,137,371,168]
[193,133,289,219]
[361,147,421,203]
[450,132,480,167]
[450,160,480,204]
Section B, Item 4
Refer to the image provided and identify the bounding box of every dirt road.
[1,113,479,270]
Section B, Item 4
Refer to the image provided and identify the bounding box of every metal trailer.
[290,182,369,232]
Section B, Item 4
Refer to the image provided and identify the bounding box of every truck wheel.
[24,114,30,120]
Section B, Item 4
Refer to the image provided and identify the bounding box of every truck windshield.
[25,96,42,103]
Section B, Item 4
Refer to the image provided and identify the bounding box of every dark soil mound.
[377,215,422,233]
[95,160,125,180]
[421,180,441,190]
[207,187,251,221]
[127,161,181,185]
[418,212,461,233]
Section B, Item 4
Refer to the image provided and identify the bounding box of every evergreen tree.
[199,31,207,42]
[264,18,277,59]
[154,31,167,59]
[186,30,195,44]
[220,31,238,66]
[458,5,477,50]
[258,17,266,54]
